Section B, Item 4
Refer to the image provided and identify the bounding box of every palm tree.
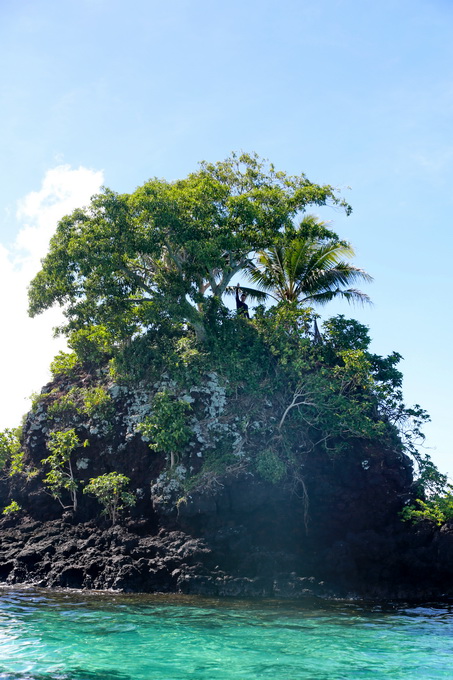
[243,215,373,306]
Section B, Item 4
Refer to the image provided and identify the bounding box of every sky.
[0,0,452,476]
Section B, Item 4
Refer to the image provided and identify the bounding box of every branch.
[162,239,184,274]
[278,385,317,430]
[116,263,156,298]
[209,255,252,297]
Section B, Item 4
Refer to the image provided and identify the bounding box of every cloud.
[0,165,104,430]
[15,165,104,262]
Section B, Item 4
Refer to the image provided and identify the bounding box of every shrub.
[47,386,114,426]
[401,488,453,527]
[68,325,113,367]
[9,451,25,476]
[2,500,21,515]
[50,351,80,379]
[83,472,135,524]
[81,386,114,420]
[30,391,48,413]
[255,448,287,483]
[322,314,371,351]
[139,391,192,468]
[0,429,21,471]
[47,389,80,421]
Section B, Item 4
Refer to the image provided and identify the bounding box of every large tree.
[28,153,351,343]
[243,215,372,306]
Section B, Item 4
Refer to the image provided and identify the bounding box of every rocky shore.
[1,461,453,601]
[1,355,452,602]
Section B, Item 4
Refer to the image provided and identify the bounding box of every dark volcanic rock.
[1,458,453,600]
[1,373,453,600]
[0,516,212,593]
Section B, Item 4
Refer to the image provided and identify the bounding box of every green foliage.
[400,452,452,527]
[412,453,448,497]
[333,349,373,391]
[9,451,25,476]
[83,472,135,524]
[50,351,80,379]
[28,153,350,346]
[22,153,437,509]
[139,392,192,468]
[36,306,439,510]
[173,336,206,380]
[244,215,372,306]
[107,321,187,383]
[250,307,428,459]
[81,386,114,420]
[0,428,21,471]
[0,425,31,478]
[388,403,430,460]
[253,302,314,368]
[47,389,80,421]
[201,302,273,392]
[255,448,287,483]
[30,391,47,413]
[319,315,430,457]
[322,315,371,351]
[401,490,453,526]
[2,500,21,515]
[68,326,114,366]
[277,368,387,451]
[46,385,113,426]
[41,429,82,511]
[182,447,240,494]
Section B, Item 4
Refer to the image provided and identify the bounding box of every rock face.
[1,372,453,601]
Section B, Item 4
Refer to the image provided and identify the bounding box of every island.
[1,153,451,600]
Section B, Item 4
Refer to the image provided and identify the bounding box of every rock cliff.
[1,355,452,601]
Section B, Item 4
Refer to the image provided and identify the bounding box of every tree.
[139,391,192,468]
[0,429,21,471]
[83,472,135,524]
[243,215,372,306]
[41,429,81,512]
[28,154,351,345]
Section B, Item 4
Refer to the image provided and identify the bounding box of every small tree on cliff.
[83,472,136,524]
[28,153,350,346]
[41,429,82,512]
[139,391,192,469]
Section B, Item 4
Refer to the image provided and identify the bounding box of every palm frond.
[301,288,372,306]
[245,225,373,308]
[235,215,372,310]
[301,263,372,297]
[223,285,270,302]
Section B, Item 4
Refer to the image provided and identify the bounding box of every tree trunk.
[180,299,208,344]
[192,319,207,344]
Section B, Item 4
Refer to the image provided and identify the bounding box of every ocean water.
[0,589,452,679]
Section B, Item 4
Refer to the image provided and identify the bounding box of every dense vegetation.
[1,153,449,524]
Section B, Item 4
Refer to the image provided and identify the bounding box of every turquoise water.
[0,590,452,679]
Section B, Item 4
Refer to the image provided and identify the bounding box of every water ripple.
[0,589,452,679]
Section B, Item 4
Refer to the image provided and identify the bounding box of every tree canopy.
[28,153,352,343]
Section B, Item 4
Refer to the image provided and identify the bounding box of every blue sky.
[1,0,452,475]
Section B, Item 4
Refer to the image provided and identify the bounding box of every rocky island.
[1,154,451,600]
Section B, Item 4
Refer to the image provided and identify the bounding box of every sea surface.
[0,588,452,679]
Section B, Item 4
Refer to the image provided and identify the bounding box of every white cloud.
[15,165,104,262]
[0,165,104,430]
